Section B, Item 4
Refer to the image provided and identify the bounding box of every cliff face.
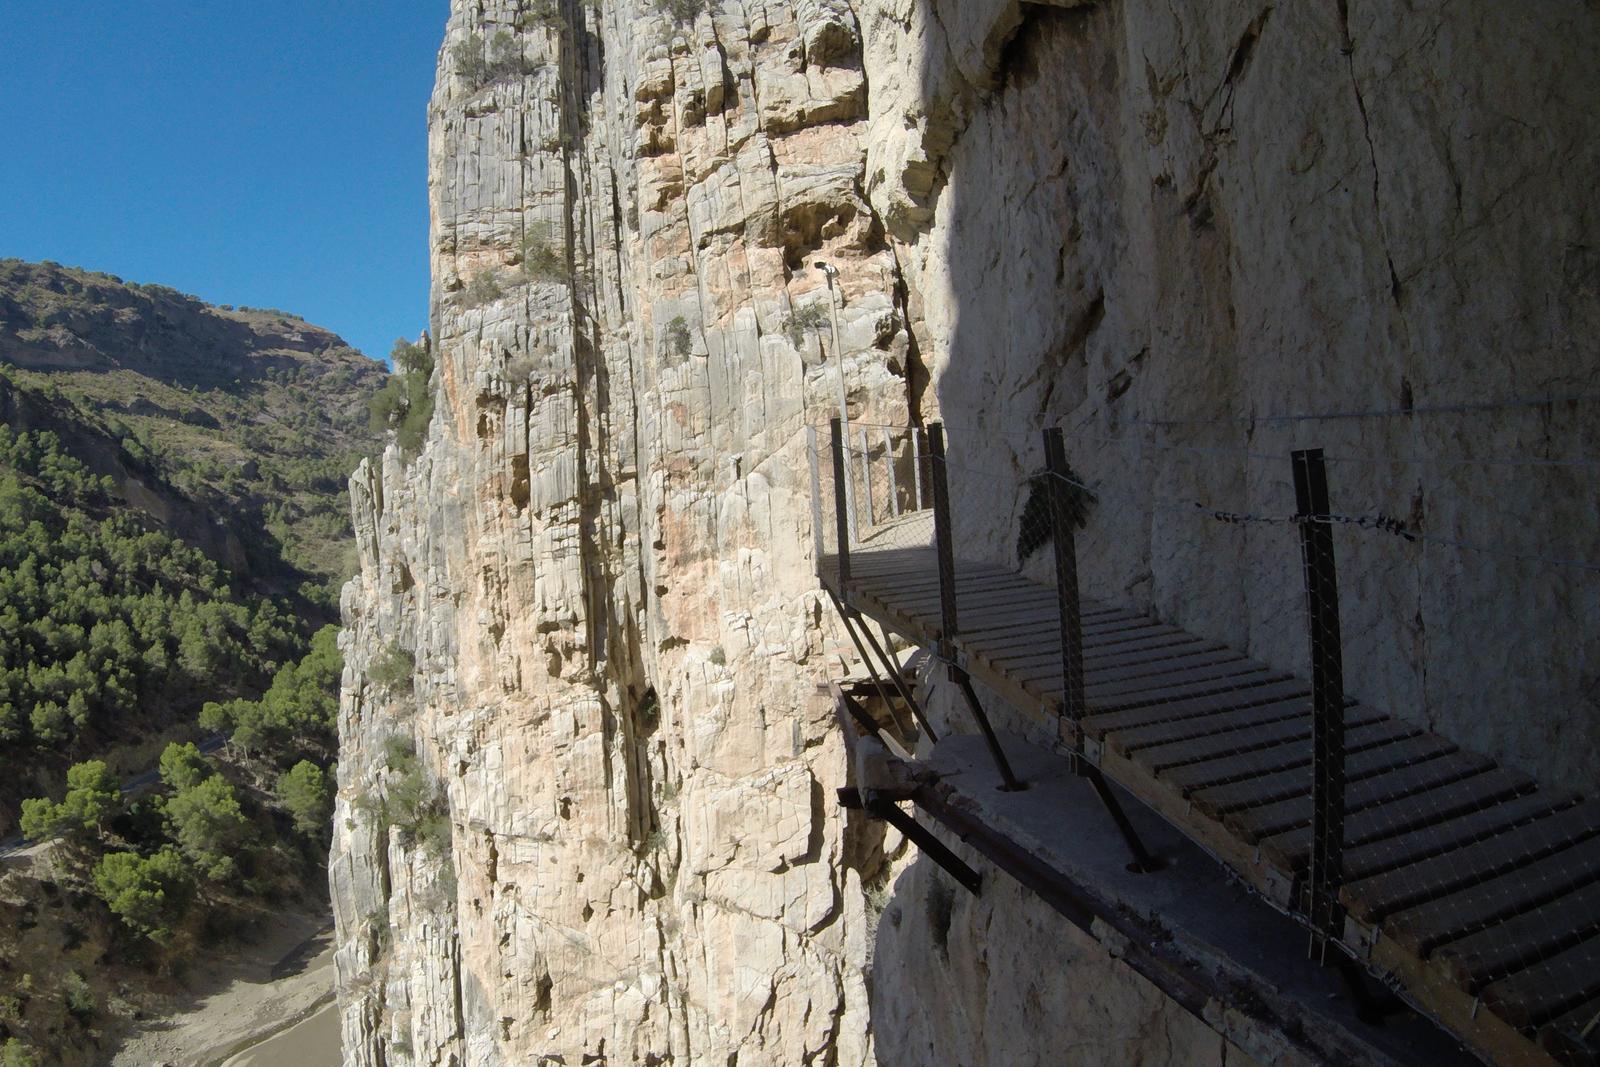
[332,2,1600,1064]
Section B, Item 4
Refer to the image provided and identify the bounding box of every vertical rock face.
[334,2,910,1063]
[332,1,1599,1064]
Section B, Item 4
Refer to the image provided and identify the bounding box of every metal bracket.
[838,787,982,895]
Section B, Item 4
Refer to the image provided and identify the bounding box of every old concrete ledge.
[883,733,1479,1067]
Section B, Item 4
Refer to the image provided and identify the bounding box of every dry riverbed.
[109,911,340,1067]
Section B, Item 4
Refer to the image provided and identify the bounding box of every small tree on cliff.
[368,339,435,456]
[653,0,708,24]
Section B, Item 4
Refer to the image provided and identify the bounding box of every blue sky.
[0,2,448,364]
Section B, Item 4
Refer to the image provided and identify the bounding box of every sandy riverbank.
[108,912,340,1067]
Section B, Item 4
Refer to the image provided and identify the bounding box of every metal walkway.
[822,528,1600,1067]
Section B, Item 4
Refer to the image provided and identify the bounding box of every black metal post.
[926,423,1024,790]
[953,673,1025,792]
[827,588,938,745]
[913,427,928,511]
[856,615,939,744]
[1042,430,1159,869]
[1043,429,1086,728]
[830,417,851,596]
[837,788,983,895]
[1293,447,1347,961]
[927,423,959,667]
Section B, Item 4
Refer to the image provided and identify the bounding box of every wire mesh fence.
[808,405,1600,1063]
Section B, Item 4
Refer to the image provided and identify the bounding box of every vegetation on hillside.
[0,260,369,1063]
[452,30,538,91]
[0,259,387,606]
[654,0,709,25]
[1,630,345,1063]
[0,427,298,755]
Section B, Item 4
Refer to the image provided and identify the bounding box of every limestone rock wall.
[333,2,912,1063]
[330,1,1600,1064]
[860,0,1600,793]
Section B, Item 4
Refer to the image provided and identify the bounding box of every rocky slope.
[0,259,388,595]
[333,2,1599,1064]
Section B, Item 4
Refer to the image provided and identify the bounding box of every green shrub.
[454,30,539,91]
[663,316,692,362]
[92,847,192,943]
[377,734,449,854]
[451,34,490,88]
[369,643,415,693]
[489,30,536,77]
[782,303,829,347]
[276,760,334,837]
[165,773,252,881]
[517,0,565,30]
[158,741,212,791]
[207,625,341,763]
[654,0,708,24]
[368,339,435,456]
[461,268,505,308]
[62,970,94,1019]
[708,645,726,667]
[19,761,121,842]
[520,228,568,284]
[1,1038,39,1067]
[383,733,416,768]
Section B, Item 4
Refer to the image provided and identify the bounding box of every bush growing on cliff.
[520,225,568,284]
[517,0,566,31]
[453,30,538,91]
[365,733,450,856]
[662,316,692,362]
[368,642,415,693]
[461,267,506,308]
[368,339,435,456]
[490,30,536,77]
[451,34,491,88]
[653,0,708,25]
[782,302,829,348]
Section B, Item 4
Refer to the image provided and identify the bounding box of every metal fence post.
[1043,430,1160,869]
[830,418,851,596]
[1043,429,1086,728]
[859,427,875,528]
[807,425,824,577]
[928,422,1023,790]
[927,422,959,668]
[1293,447,1346,961]
[912,427,926,510]
[881,426,900,518]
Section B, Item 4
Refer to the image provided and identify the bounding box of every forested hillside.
[0,261,384,1065]
[0,259,385,830]
[0,259,387,604]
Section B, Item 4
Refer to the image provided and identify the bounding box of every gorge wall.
[331,1,1600,1064]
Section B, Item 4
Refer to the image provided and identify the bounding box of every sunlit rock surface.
[330,1,1599,1064]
